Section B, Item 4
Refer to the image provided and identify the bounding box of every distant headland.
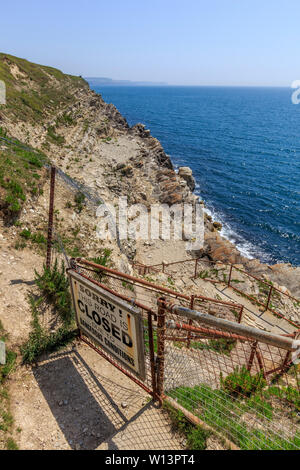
[85,77,168,87]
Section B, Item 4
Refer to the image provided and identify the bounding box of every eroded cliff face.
[0,53,299,300]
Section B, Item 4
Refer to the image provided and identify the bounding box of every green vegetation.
[144,320,158,354]
[34,260,74,327]
[190,337,236,356]
[74,191,86,213]
[89,250,113,280]
[56,112,75,127]
[0,134,47,220]
[0,321,18,450]
[90,249,112,268]
[122,280,135,292]
[6,437,19,450]
[0,53,88,124]
[263,385,300,414]
[46,126,65,146]
[167,382,300,450]
[220,366,266,397]
[164,402,211,450]
[15,228,47,252]
[21,295,77,364]
[21,260,77,364]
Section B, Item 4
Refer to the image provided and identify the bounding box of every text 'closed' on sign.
[68,270,146,380]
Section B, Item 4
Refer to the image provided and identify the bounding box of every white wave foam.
[197,192,271,262]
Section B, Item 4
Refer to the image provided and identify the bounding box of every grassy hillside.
[0,128,47,220]
[0,53,88,124]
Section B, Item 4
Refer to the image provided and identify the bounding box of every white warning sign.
[69,270,145,379]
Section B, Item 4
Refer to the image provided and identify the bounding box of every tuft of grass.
[164,402,210,450]
[46,126,65,146]
[21,294,77,364]
[0,323,18,449]
[6,437,19,450]
[220,366,267,398]
[74,191,86,213]
[190,337,236,356]
[167,383,300,450]
[0,351,17,384]
[89,249,112,280]
[34,259,74,326]
[21,259,78,364]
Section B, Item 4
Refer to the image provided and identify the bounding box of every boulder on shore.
[178,167,196,191]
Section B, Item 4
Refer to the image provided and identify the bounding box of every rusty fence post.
[194,258,198,279]
[147,312,157,399]
[46,166,56,269]
[187,295,195,349]
[247,341,258,372]
[228,264,233,287]
[266,285,273,311]
[156,297,166,403]
[238,305,244,324]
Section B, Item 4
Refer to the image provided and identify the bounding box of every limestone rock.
[178,167,196,191]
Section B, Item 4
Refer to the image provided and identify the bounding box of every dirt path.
[0,228,183,450]
[9,342,183,450]
[0,233,44,348]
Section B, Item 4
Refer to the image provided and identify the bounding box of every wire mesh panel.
[133,258,300,331]
[160,300,300,450]
[68,262,158,398]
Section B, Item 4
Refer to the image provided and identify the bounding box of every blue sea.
[89,85,300,266]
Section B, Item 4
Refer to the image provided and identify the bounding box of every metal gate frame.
[67,264,158,400]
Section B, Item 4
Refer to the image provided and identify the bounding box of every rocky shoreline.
[1,53,299,300]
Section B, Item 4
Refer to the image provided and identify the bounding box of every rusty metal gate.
[67,260,159,400]
[64,257,300,449]
[67,258,246,404]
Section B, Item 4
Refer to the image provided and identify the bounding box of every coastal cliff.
[0,52,299,301]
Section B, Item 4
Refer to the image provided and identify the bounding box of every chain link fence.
[158,299,300,450]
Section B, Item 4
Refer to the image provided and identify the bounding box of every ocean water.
[89,85,300,266]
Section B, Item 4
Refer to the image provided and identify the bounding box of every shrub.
[74,191,85,212]
[89,249,112,280]
[20,229,31,239]
[221,366,267,398]
[164,402,210,450]
[34,259,74,326]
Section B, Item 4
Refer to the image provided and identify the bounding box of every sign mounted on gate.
[69,270,146,380]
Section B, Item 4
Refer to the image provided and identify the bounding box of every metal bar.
[247,341,258,372]
[164,396,239,451]
[156,297,166,402]
[187,295,195,349]
[238,306,244,324]
[229,285,299,329]
[79,258,299,330]
[162,301,300,352]
[266,351,292,380]
[134,257,300,306]
[266,285,273,311]
[255,349,267,379]
[228,264,233,287]
[46,166,56,269]
[194,258,198,279]
[72,269,157,316]
[147,312,157,399]
[166,319,256,343]
[77,258,190,301]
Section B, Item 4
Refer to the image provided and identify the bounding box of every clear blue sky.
[1,0,300,86]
